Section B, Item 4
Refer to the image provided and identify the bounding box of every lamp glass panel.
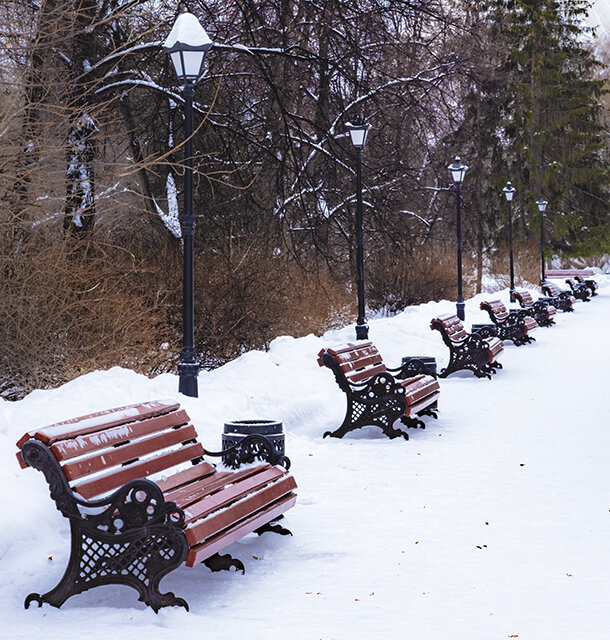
[504,188,514,201]
[182,50,204,79]
[349,128,367,148]
[170,51,184,78]
[450,167,466,183]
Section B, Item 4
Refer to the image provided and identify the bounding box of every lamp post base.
[355,323,369,340]
[178,362,200,397]
[509,288,516,303]
[456,301,465,322]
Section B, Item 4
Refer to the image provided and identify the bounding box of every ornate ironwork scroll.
[431,319,501,379]
[206,433,291,470]
[21,440,189,613]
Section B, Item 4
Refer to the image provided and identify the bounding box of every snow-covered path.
[1,281,609,639]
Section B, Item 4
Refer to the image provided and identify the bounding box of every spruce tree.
[496,0,608,254]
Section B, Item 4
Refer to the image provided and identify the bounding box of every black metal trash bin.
[401,356,437,378]
[222,419,285,469]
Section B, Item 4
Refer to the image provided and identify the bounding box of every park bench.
[479,299,537,346]
[317,342,440,440]
[564,277,592,302]
[545,269,598,296]
[546,268,594,278]
[16,400,297,613]
[430,314,504,379]
[512,289,556,327]
[540,281,575,312]
[573,275,598,297]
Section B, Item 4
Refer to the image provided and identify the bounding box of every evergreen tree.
[496,0,608,254]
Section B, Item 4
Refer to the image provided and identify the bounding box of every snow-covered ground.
[1,276,609,640]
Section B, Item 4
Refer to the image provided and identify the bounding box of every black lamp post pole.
[355,146,368,340]
[178,80,199,397]
[508,197,515,301]
[539,208,546,284]
[455,181,465,321]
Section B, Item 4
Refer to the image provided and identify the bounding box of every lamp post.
[164,13,213,397]
[536,199,548,284]
[448,156,468,321]
[503,181,516,301]
[346,119,371,340]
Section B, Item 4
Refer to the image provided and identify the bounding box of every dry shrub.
[192,242,353,366]
[366,244,460,313]
[0,225,354,398]
[486,240,544,288]
[0,229,177,398]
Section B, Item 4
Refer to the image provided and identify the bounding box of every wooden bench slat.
[448,329,468,341]
[339,353,384,374]
[185,493,297,567]
[405,392,441,417]
[336,345,379,362]
[486,337,504,359]
[185,477,298,547]
[348,363,387,383]
[50,410,191,461]
[401,376,440,404]
[325,342,373,356]
[16,400,180,448]
[73,442,205,499]
[523,317,537,331]
[155,461,222,493]
[182,466,288,526]
[61,424,198,481]
[168,465,276,512]
[166,470,235,506]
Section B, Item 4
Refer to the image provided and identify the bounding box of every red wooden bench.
[573,275,598,296]
[546,268,594,277]
[480,299,537,346]
[512,289,556,327]
[564,277,592,301]
[540,281,575,312]
[17,400,297,612]
[430,314,503,378]
[545,269,596,299]
[317,342,440,440]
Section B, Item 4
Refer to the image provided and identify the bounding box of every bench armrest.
[206,433,291,470]
[509,308,529,321]
[20,438,185,531]
[388,360,436,380]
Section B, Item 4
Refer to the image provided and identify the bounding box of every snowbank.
[1,277,609,639]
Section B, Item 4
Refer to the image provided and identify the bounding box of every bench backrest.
[317,342,388,387]
[430,314,468,343]
[565,277,586,291]
[480,300,509,321]
[16,400,213,501]
[546,268,594,278]
[514,290,534,307]
[542,281,561,296]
